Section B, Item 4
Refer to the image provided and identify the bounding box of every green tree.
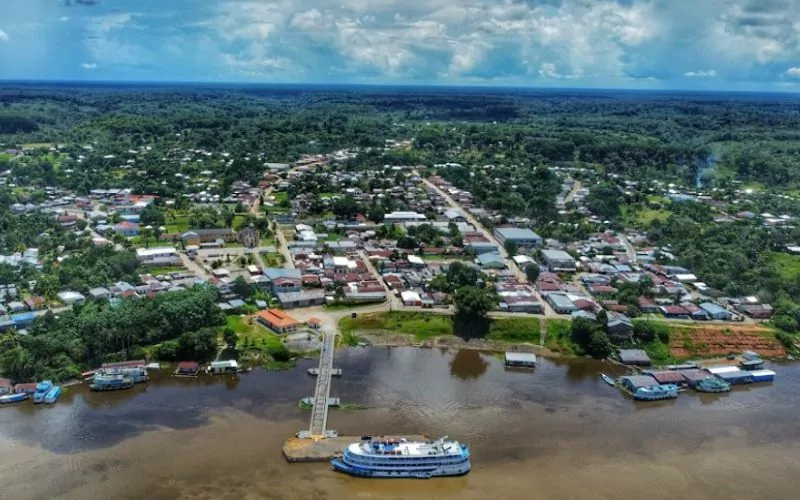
[453,286,496,318]
[504,240,518,255]
[232,275,254,300]
[524,263,540,283]
[223,327,239,349]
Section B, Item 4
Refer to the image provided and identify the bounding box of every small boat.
[32,380,53,404]
[145,363,161,370]
[633,384,678,401]
[44,386,62,404]
[357,342,369,348]
[600,373,616,386]
[0,393,28,404]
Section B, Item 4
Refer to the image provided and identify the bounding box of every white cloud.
[59,16,70,22]
[684,69,717,77]
[787,67,800,78]
[82,62,98,70]
[0,29,8,42]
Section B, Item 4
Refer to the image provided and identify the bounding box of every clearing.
[770,252,800,281]
[669,324,784,358]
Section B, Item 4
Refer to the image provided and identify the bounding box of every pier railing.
[309,331,336,437]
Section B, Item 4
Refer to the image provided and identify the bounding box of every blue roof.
[494,227,542,241]
[12,312,35,324]
[477,252,505,265]
[699,302,729,315]
[263,268,301,280]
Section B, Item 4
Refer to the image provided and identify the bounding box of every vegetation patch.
[339,311,454,341]
[544,319,576,354]
[770,252,800,282]
[486,317,541,343]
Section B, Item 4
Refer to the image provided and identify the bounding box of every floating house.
[643,370,687,385]
[504,352,537,368]
[13,383,38,394]
[620,375,658,392]
[208,360,239,375]
[174,361,200,377]
[0,378,11,395]
[708,366,753,385]
[675,369,714,389]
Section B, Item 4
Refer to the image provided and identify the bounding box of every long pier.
[308,330,336,438]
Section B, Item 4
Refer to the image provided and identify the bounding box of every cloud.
[59,17,70,22]
[0,29,8,42]
[787,67,800,78]
[684,69,717,77]
[81,62,98,70]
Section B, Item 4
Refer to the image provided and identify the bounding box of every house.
[57,290,86,305]
[660,305,690,319]
[637,297,660,314]
[237,225,260,248]
[681,303,709,321]
[476,252,506,269]
[24,296,46,311]
[256,309,302,333]
[263,268,302,293]
[14,382,37,394]
[136,247,179,264]
[618,349,652,367]
[307,317,323,330]
[493,227,542,249]
[182,228,236,245]
[736,304,773,319]
[343,286,387,304]
[401,290,422,306]
[88,287,112,301]
[540,249,576,271]
[620,374,658,392]
[699,302,732,321]
[276,289,326,308]
[606,312,634,340]
[112,221,140,237]
[444,209,466,222]
[56,214,78,227]
[545,293,576,314]
[384,211,427,223]
[465,241,500,254]
[7,301,26,313]
[0,378,11,395]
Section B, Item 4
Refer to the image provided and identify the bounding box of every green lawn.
[272,192,289,203]
[339,312,454,340]
[771,252,800,281]
[637,209,671,225]
[225,314,286,351]
[486,317,541,343]
[261,252,285,267]
[164,213,190,233]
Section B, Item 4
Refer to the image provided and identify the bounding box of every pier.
[307,330,337,438]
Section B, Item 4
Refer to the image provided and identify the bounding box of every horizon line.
[1,79,799,96]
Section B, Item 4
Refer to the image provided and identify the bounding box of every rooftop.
[494,227,542,241]
[257,309,301,328]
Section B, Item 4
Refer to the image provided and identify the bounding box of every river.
[1,347,798,500]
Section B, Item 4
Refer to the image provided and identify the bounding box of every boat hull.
[331,459,470,479]
[44,386,61,404]
[0,393,28,404]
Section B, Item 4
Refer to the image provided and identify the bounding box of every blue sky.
[1,0,800,90]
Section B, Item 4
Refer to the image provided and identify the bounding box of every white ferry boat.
[331,436,470,479]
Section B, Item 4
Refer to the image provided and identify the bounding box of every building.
[493,227,543,249]
[0,378,11,395]
[307,317,323,330]
[112,221,140,237]
[618,349,652,367]
[545,293,576,314]
[699,302,732,321]
[444,209,466,222]
[606,311,634,340]
[476,252,506,269]
[465,241,500,254]
[237,225,260,248]
[276,289,326,308]
[88,287,112,301]
[504,352,536,368]
[182,228,236,245]
[540,249,577,272]
[401,290,422,306]
[256,309,302,333]
[57,291,86,305]
[384,211,427,223]
[136,247,179,264]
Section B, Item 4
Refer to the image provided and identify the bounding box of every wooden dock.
[283,435,429,463]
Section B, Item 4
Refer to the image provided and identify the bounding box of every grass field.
[771,252,800,281]
[637,209,671,225]
[486,317,541,343]
[164,212,190,233]
[339,312,454,340]
[261,252,285,267]
[544,319,576,354]
[225,315,286,351]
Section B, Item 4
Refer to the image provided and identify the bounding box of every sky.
[1,0,800,90]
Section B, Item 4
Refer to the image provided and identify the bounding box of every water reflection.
[449,349,489,380]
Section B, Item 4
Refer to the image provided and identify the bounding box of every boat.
[331,436,470,479]
[90,373,134,392]
[696,377,731,393]
[632,384,679,401]
[600,373,616,386]
[307,368,342,377]
[0,393,28,404]
[44,385,62,404]
[81,370,96,380]
[207,360,239,375]
[32,380,53,404]
[145,363,161,370]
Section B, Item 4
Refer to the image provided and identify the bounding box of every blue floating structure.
[748,369,775,383]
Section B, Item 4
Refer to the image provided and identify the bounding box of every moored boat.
[32,380,53,404]
[696,377,731,393]
[90,373,134,392]
[44,385,62,404]
[0,393,28,404]
[331,436,470,479]
[633,384,678,401]
[600,373,616,386]
[145,363,161,370]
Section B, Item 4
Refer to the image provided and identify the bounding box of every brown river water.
[1,347,798,500]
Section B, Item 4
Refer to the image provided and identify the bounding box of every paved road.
[565,179,582,203]
[359,250,403,311]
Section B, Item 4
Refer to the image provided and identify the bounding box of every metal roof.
[494,227,542,241]
[505,352,537,363]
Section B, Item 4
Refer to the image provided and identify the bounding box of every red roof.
[176,361,199,370]
[0,378,11,387]
[661,305,689,315]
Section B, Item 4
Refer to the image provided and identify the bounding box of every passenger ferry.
[32,380,53,404]
[331,436,470,479]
